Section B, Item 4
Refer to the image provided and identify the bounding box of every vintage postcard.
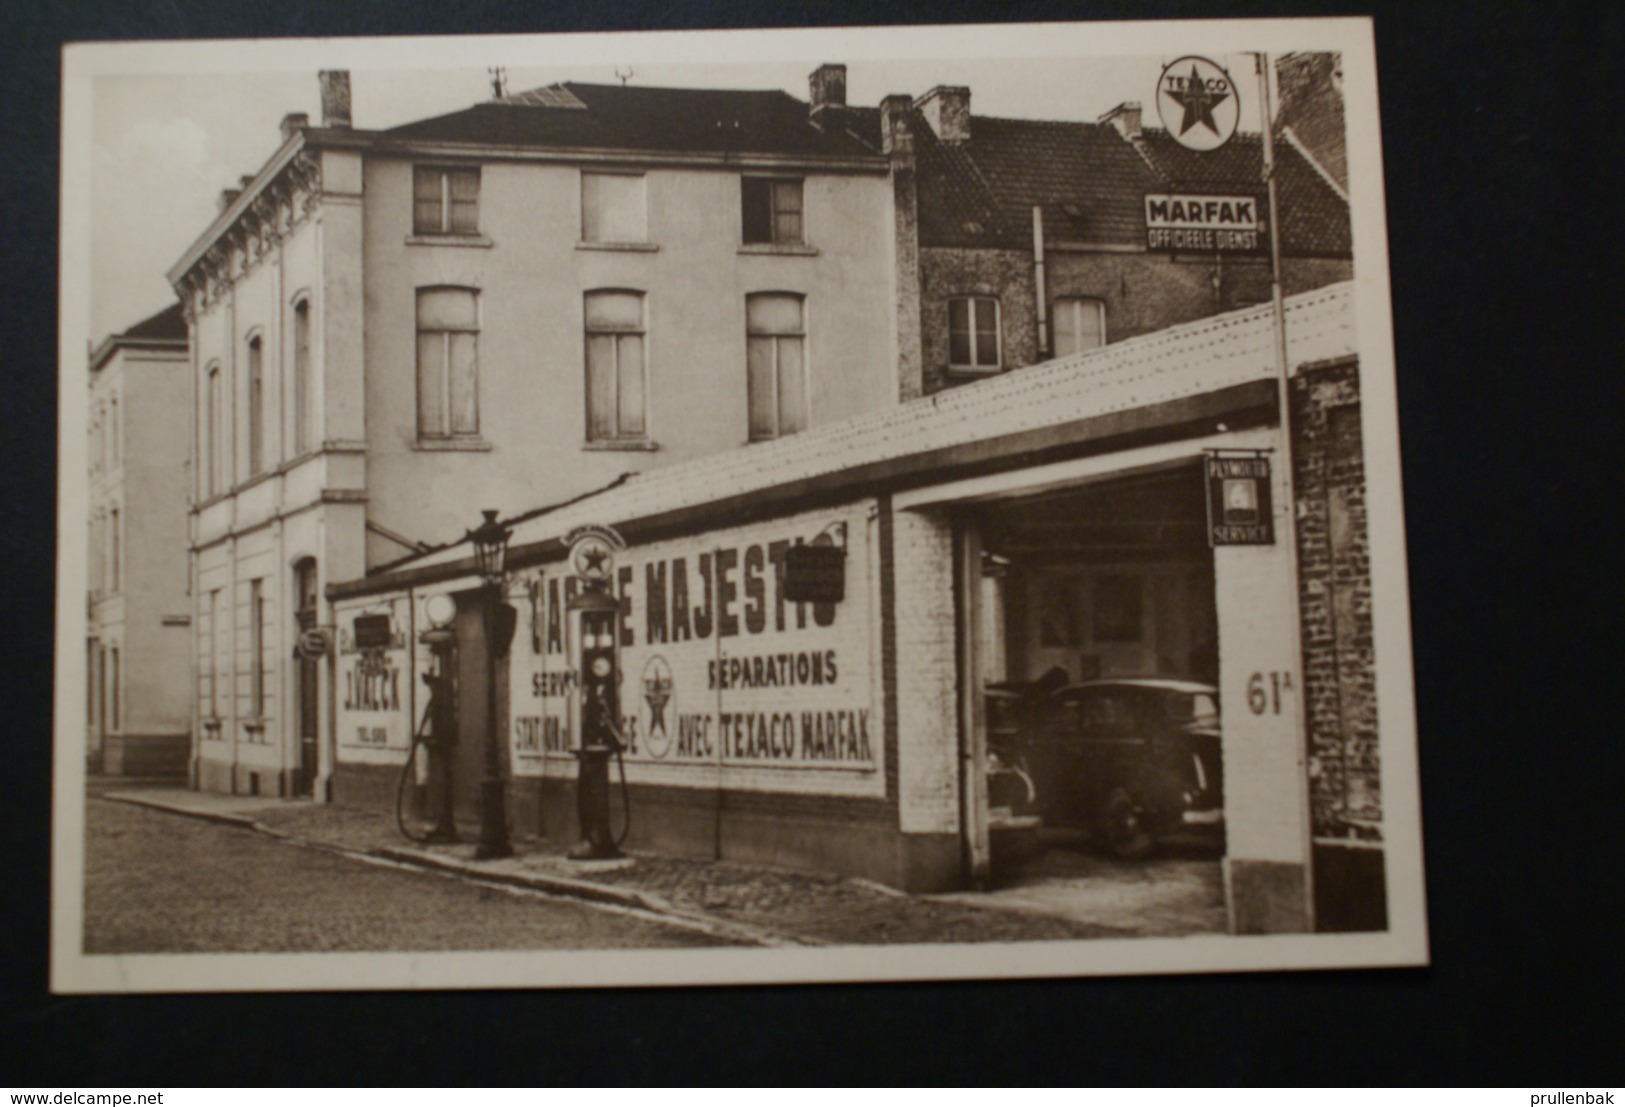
[54,17,1424,992]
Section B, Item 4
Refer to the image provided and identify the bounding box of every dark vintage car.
[1018,679,1224,858]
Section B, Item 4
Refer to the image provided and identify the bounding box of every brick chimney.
[915,85,970,144]
[880,94,914,156]
[319,69,351,128]
[1099,101,1142,140]
[809,63,847,131]
[280,112,310,143]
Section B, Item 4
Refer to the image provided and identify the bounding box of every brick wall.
[1277,52,1348,192]
[919,245,1351,395]
[891,507,960,834]
[1291,356,1380,841]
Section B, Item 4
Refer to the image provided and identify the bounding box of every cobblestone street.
[82,796,733,953]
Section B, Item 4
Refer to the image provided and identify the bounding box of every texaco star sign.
[1156,55,1240,151]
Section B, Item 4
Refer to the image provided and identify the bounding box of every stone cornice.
[171,137,330,321]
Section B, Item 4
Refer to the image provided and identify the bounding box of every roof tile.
[384,82,878,160]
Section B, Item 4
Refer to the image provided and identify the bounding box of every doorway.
[294,559,320,797]
[958,463,1228,935]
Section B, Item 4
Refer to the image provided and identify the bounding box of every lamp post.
[469,508,513,860]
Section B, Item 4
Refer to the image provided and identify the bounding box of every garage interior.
[958,462,1229,936]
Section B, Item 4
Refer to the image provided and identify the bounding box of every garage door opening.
[959,462,1228,936]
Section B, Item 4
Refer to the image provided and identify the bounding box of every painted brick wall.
[891,507,960,834]
[1291,358,1380,840]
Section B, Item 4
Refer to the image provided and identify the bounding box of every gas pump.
[567,585,630,859]
[396,621,459,844]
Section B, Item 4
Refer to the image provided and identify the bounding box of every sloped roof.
[335,281,1356,598]
[878,107,1351,256]
[91,302,187,372]
[1133,128,1351,255]
[120,302,187,342]
[913,113,1165,249]
[384,82,879,161]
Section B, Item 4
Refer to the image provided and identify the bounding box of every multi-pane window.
[293,299,313,455]
[742,178,804,245]
[746,293,808,440]
[89,512,102,596]
[109,397,118,466]
[581,172,647,243]
[109,508,120,593]
[247,335,264,475]
[584,290,647,442]
[206,363,223,495]
[413,166,480,235]
[948,296,1001,370]
[209,588,223,718]
[1052,296,1106,357]
[416,288,480,438]
[110,647,120,730]
[250,579,266,717]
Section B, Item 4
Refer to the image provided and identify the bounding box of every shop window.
[413,165,480,235]
[584,290,647,442]
[1052,296,1106,357]
[948,297,1001,371]
[746,293,807,440]
[293,299,313,455]
[581,172,647,243]
[246,334,264,475]
[742,178,804,245]
[416,287,481,439]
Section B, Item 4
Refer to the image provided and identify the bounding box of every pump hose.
[395,702,438,844]
[600,707,633,849]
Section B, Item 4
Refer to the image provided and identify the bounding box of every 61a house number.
[1247,671,1295,715]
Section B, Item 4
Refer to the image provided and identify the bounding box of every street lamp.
[469,508,514,860]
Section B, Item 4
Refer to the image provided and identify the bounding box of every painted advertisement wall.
[507,501,883,800]
[333,593,414,767]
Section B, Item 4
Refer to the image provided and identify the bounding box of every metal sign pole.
[1256,51,1317,930]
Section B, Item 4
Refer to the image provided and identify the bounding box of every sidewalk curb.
[97,790,816,948]
[370,845,656,912]
[101,791,265,833]
[369,846,821,948]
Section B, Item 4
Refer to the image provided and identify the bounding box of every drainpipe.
[1032,206,1048,358]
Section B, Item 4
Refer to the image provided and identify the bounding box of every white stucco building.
[86,303,193,776]
[168,68,901,798]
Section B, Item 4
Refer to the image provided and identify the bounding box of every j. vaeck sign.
[509,508,875,775]
[1145,193,1266,253]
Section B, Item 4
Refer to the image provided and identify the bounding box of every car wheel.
[1100,789,1154,860]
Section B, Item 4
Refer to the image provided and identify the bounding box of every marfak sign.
[1206,452,1275,546]
[1145,193,1265,253]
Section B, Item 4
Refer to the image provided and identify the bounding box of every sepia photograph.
[52,17,1424,992]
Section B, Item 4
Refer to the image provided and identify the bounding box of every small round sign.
[569,533,617,582]
[1156,55,1240,151]
[296,626,332,660]
[423,592,456,629]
